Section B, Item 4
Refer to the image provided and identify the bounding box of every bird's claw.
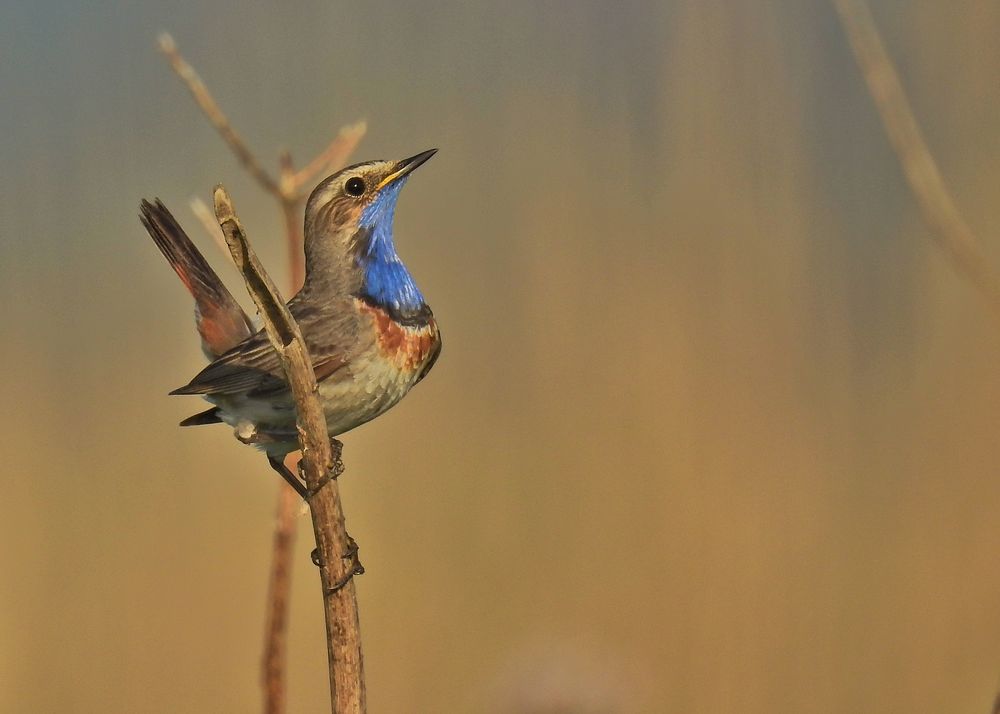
[326,556,365,595]
[311,534,364,594]
[299,456,345,500]
[311,535,360,566]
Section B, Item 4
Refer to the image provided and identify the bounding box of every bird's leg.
[267,454,309,500]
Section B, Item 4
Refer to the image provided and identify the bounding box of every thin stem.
[216,187,366,713]
[157,33,281,197]
[278,151,306,294]
[292,122,368,199]
[189,196,233,266]
[261,153,307,714]
[261,480,300,714]
[158,34,366,713]
[831,0,1000,317]
[282,201,306,295]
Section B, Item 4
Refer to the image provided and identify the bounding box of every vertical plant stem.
[262,153,306,714]
[282,201,305,295]
[279,151,306,295]
[262,481,299,714]
[157,35,367,712]
[216,187,366,713]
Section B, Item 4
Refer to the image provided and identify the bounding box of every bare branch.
[157,33,281,196]
[278,151,306,293]
[214,186,366,713]
[831,0,1000,317]
[189,196,233,266]
[260,155,308,713]
[261,481,301,714]
[159,33,365,711]
[292,122,368,198]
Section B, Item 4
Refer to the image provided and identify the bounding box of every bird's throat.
[356,220,426,318]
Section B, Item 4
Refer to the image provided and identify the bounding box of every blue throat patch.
[357,178,425,313]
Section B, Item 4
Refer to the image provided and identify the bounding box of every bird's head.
[303,149,436,317]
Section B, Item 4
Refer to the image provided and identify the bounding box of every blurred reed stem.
[832,0,1000,319]
[156,33,366,714]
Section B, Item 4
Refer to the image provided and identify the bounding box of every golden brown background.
[2,1,999,712]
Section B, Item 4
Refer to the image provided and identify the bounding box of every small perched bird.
[140,150,441,498]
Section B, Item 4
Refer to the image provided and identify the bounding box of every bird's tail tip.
[178,406,222,426]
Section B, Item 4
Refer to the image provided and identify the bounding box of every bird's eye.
[345,177,366,196]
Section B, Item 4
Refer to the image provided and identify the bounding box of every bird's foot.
[310,534,359,566]
[299,455,345,500]
[310,535,365,594]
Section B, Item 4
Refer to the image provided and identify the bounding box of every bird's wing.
[171,298,361,397]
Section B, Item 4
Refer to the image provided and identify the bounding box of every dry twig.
[260,483,301,714]
[291,122,367,195]
[215,187,366,713]
[156,33,366,713]
[189,197,231,264]
[831,0,1000,316]
[157,34,364,199]
[157,33,281,196]
[833,17,1000,698]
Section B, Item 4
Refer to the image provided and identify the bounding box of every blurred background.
[2,1,1000,712]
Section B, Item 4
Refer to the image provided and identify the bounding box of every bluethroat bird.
[139,150,441,499]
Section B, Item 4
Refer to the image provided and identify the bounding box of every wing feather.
[171,295,361,397]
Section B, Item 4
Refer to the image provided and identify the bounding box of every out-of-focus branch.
[831,0,1000,317]
[291,122,367,198]
[189,197,232,265]
[157,33,281,197]
[261,484,300,714]
[157,34,367,713]
[215,186,366,714]
[278,151,306,293]
[158,33,366,208]
[267,153,306,712]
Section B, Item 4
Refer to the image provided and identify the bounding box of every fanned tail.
[139,198,254,359]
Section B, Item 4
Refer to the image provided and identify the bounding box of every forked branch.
[156,34,367,713]
[157,33,365,203]
[291,122,367,195]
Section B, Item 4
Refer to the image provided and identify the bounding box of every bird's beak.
[376,149,438,191]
